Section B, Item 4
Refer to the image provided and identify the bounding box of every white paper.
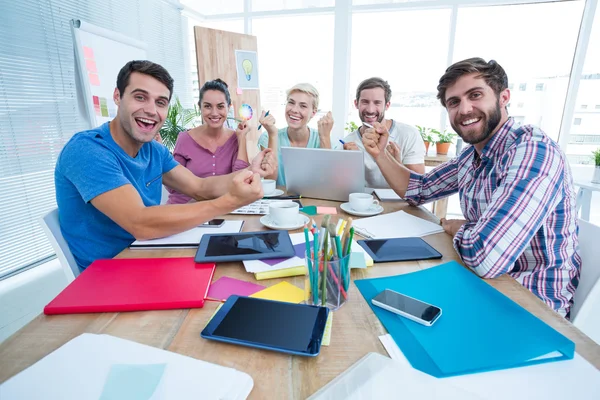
[230,199,294,215]
[0,333,253,400]
[130,221,244,248]
[352,210,444,239]
[373,189,404,201]
[308,352,482,400]
[379,334,600,400]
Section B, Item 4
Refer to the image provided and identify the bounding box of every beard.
[360,110,385,124]
[452,100,502,145]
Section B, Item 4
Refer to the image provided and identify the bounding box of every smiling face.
[355,87,390,125]
[200,89,228,129]
[444,73,510,149]
[113,72,169,144]
[285,91,316,129]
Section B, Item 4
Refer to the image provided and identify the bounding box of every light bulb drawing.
[242,59,253,81]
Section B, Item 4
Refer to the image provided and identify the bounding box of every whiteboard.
[71,19,147,128]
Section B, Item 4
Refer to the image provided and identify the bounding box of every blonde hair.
[286,83,319,112]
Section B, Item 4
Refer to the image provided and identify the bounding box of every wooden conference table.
[1,199,599,399]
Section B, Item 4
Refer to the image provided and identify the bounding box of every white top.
[338,120,425,188]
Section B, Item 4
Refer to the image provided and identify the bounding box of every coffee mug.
[262,179,276,195]
[269,201,300,226]
[349,193,379,212]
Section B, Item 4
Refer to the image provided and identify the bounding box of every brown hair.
[356,77,392,104]
[116,60,174,100]
[437,58,508,107]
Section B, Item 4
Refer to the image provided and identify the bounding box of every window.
[0,0,190,279]
[454,1,585,141]
[574,118,582,125]
[180,0,244,15]
[536,83,545,91]
[517,103,525,108]
[508,83,514,90]
[252,0,334,12]
[349,9,451,130]
[595,105,600,109]
[252,14,335,130]
[582,104,588,109]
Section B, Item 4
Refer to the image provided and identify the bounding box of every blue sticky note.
[100,363,166,400]
[349,252,367,269]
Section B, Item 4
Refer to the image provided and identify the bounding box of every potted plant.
[159,97,199,151]
[416,125,436,154]
[345,121,359,134]
[592,148,600,184]
[435,130,457,155]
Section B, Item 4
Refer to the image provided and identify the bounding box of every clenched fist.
[317,111,334,139]
[385,141,401,163]
[226,170,263,208]
[362,121,389,160]
[259,110,277,135]
[250,148,277,178]
[236,121,251,139]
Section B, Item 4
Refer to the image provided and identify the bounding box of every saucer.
[340,202,384,217]
[263,189,285,198]
[260,214,310,230]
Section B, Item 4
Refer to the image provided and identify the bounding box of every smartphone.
[201,219,225,228]
[372,289,442,326]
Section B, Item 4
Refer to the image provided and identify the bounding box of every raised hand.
[226,170,263,208]
[362,121,389,159]
[258,110,277,135]
[317,111,334,139]
[236,121,251,139]
[249,148,277,178]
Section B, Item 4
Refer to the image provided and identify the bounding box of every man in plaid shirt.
[362,58,581,318]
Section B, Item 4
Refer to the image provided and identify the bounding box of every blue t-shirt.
[54,122,178,270]
[257,127,321,186]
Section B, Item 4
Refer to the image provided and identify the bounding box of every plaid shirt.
[405,118,581,317]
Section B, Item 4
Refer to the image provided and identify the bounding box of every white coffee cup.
[262,179,276,195]
[269,201,300,226]
[349,193,379,212]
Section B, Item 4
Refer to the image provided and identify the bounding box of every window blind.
[0,0,191,279]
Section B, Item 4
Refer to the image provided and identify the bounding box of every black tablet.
[194,230,295,263]
[357,237,442,263]
[201,296,329,357]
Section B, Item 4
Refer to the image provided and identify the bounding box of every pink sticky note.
[89,73,100,86]
[83,46,94,59]
[236,87,243,95]
[317,206,337,215]
[85,59,97,73]
[207,277,265,301]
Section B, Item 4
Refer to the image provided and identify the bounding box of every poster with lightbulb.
[234,50,259,89]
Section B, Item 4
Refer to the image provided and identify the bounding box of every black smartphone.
[201,219,225,228]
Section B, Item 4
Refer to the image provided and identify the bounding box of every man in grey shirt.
[339,77,425,188]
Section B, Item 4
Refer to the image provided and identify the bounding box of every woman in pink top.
[167,79,250,204]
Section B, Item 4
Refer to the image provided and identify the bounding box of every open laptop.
[281,147,365,201]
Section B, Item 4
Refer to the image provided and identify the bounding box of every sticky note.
[301,206,317,216]
[89,73,100,86]
[250,281,304,303]
[99,363,166,400]
[83,46,94,59]
[322,312,333,346]
[85,59,97,73]
[207,277,265,301]
[317,206,337,215]
[236,87,243,95]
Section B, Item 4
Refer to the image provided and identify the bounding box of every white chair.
[571,219,600,344]
[39,209,80,282]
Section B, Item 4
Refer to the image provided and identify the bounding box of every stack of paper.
[352,210,443,239]
[0,333,253,399]
[373,188,404,201]
[129,220,244,249]
[243,233,373,280]
[230,199,295,215]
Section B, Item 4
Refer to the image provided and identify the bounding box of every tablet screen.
[203,296,328,356]
[359,237,442,262]
[205,232,287,257]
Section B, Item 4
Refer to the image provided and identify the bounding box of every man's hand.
[317,111,334,139]
[249,148,277,177]
[440,218,468,237]
[224,170,263,208]
[386,141,401,163]
[259,110,277,135]
[362,121,389,159]
[236,121,251,139]
[343,142,360,151]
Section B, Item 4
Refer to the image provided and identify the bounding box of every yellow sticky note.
[322,312,333,346]
[205,303,223,327]
[250,281,304,303]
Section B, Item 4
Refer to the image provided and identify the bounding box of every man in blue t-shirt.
[55,60,276,271]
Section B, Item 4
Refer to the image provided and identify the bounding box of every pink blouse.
[167,131,250,204]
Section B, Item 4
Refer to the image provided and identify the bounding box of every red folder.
[44,257,216,315]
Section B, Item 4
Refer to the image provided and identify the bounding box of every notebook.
[352,210,444,239]
[355,261,575,378]
[230,199,296,215]
[0,333,253,399]
[372,188,404,201]
[44,258,215,314]
[130,220,244,248]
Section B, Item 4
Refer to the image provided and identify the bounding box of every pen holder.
[304,250,351,311]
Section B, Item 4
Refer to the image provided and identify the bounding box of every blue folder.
[355,261,575,378]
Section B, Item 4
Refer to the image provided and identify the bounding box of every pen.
[268,195,302,200]
[257,110,269,131]
[339,139,345,145]
[363,122,374,129]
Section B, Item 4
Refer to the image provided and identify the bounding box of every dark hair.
[356,77,392,104]
[437,58,508,107]
[199,79,231,107]
[116,60,174,100]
